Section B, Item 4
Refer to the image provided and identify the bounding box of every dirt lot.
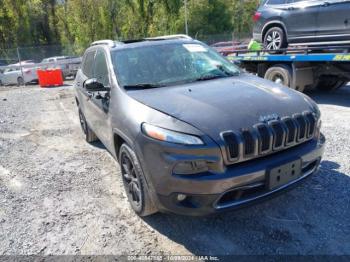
[0,82,349,256]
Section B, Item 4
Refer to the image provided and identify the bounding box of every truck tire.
[264,27,287,51]
[78,109,98,143]
[119,143,158,217]
[264,64,293,88]
[314,76,346,92]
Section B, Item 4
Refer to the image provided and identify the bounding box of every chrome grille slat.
[255,123,273,154]
[222,111,317,164]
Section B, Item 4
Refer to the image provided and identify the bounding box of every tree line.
[0,0,259,56]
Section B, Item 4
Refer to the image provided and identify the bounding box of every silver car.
[0,61,38,86]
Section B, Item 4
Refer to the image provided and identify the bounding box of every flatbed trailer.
[226,46,350,92]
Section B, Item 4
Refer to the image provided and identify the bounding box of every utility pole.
[184,0,188,35]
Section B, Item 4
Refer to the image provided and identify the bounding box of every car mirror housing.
[83,78,110,92]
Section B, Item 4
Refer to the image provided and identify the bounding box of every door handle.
[287,6,295,10]
[322,2,331,7]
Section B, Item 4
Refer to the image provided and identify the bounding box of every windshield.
[111,42,240,88]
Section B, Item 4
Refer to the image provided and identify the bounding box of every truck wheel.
[119,143,158,217]
[264,27,287,51]
[78,109,98,143]
[264,64,292,88]
[17,77,24,87]
[0,80,3,86]
[314,76,346,92]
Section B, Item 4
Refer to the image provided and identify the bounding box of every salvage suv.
[74,35,325,216]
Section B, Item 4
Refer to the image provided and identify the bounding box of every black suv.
[74,35,325,216]
[253,0,350,50]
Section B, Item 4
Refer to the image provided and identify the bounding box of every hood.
[127,74,317,140]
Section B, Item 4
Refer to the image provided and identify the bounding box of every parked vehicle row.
[0,56,82,86]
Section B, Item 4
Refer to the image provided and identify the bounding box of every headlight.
[141,123,204,145]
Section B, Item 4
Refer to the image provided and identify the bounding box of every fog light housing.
[173,160,208,175]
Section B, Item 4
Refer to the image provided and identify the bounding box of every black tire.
[17,77,24,87]
[314,76,346,92]
[0,80,3,86]
[264,64,293,88]
[263,27,288,51]
[119,143,158,217]
[78,109,98,143]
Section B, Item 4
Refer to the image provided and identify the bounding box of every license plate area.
[268,159,302,190]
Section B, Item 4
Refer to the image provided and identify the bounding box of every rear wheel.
[264,64,293,88]
[119,143,157,217]
[78,109,98,143]
[17,77,24,87]
[314,76,346,92]
[264,27,287,51]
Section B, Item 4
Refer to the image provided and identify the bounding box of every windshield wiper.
[215,65,240,76]
[123,83,165,89]
[194,74,229,82]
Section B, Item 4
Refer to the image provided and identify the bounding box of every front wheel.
[119,143,158,217]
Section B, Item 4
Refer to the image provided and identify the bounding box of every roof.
[89,35,195,50]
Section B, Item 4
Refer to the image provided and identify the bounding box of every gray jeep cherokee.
[74,35,325,216]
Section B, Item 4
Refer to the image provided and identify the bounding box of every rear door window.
[82,51,95,78]
[93,50,110,86]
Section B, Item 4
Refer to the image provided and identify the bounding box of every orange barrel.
[37,69,64,87]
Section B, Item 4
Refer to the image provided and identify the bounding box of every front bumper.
[136,134,325,216]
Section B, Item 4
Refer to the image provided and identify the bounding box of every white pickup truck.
[40,56,82,79]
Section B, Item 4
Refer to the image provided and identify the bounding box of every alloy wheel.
[266,31,282,50]
[121,152,142,209]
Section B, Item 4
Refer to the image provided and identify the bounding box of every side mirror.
[83,78,110,92]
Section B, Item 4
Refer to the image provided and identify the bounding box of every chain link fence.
[0,32,254,86]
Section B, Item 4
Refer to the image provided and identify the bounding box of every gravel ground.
[0,83,349,256]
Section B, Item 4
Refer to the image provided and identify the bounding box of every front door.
[85,49,111,145]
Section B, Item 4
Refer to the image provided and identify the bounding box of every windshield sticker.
[183,44,208,53]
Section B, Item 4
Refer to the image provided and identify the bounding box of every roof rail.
[90,40,122,47]
[145,34,192,41]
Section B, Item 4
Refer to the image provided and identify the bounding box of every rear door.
[76,48,111,144]
[280,0,321,41]
[75,50,96,127]
[316,0,350,40]
[86,49,111,144]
